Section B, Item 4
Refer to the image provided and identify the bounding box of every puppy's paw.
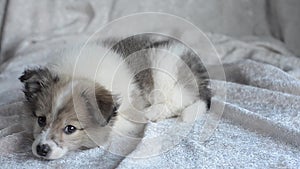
[180,100,207,123]
[144,104,172,122]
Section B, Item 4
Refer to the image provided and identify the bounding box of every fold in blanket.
[0,33,299,168]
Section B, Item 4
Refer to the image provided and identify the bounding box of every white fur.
[52,81,76,117]
[51,43,203,125]
[50,45,139,119]
[49,45,146,149]
[144,45,200,121]
[44,42,207,158]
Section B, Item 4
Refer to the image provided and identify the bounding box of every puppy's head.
[19,67,119,159]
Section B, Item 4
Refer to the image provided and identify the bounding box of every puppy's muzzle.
[36,144,51,157]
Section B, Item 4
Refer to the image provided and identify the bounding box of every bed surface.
[0,1,299,168]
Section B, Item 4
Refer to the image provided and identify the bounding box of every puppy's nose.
[36,144,51,157]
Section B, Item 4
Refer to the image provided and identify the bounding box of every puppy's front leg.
[180,100,208,123]
[107,111,146,156]
[144,104,174,122]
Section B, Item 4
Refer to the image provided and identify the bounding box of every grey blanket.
[0,33,299,168]
[1,1,300,168]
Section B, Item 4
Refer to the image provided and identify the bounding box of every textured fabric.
[0,1,300,168]
[0,33,300,168]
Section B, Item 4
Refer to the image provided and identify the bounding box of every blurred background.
[0,0,300,64]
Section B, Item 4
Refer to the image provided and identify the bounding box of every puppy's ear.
[94,86,120,126]
[81,84,120,127]
[19,67,58,102]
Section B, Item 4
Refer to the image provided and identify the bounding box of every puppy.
[19,34,211,159]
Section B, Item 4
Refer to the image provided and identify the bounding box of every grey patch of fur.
[102,34,170,106]
[19,67,57,115]
[103,34,211,109]
[175,44,212,109]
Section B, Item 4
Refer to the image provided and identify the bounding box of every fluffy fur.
[19,34,211,159]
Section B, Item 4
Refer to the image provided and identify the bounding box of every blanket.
[0,33,299,168]
[1,1,300,168]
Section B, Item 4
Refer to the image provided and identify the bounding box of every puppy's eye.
[64,125,77,134]
[37,116,46,127]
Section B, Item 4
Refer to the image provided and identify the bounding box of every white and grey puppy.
[19,34,211,160]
